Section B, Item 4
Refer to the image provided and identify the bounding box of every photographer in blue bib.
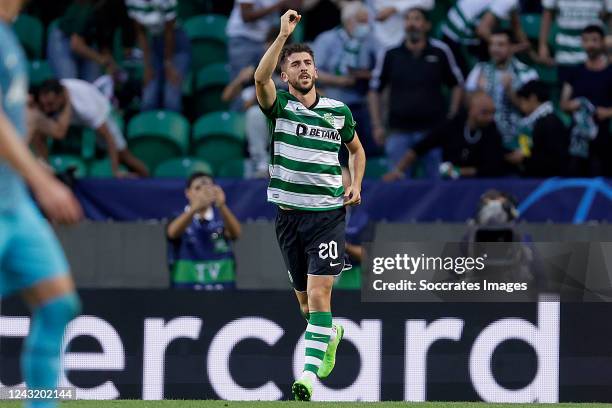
[166,171,242,290]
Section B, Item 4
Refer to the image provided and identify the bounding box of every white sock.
[301,370,317,383]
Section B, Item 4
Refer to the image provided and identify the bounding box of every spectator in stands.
[226,0,303,79]
[365,0,434,50]
[30,79,149,178]
[440,0,530,75]
[466,29,539,149]
[512,80,570,177]
[383,91,512,180]
[126,0,191,112]
[167,171,242,290]
[560,25,612,177]
[47,0,119,82]
[368,7,463,179]
[538,0,611,68]
[312,2,379,157]
[221,28,285,177]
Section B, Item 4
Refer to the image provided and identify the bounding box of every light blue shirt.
[0,21,30,212]
[312,27,378,106]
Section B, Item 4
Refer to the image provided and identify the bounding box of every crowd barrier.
[74,178,612,223]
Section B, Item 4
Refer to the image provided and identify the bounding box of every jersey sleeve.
[259,90,286,119]
[340,105,357,143]
[439,45,463,87]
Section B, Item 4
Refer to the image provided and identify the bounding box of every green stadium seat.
[13,14,43,59]
[365,157,389,179]
[127,110,190,172]
[154,157,213,178]
[80,129,97,161]
[184,14,228,70]
[194,63,230,115]
[29,60,54,87]
[88,158,127,178]
[49,126,84,156]
[49,155,87,178]
[192,111,246,174]
[217,158,246,178]
[177,0,212,21]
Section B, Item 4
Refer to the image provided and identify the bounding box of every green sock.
[302,311,332,380]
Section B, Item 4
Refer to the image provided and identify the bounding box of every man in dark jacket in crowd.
[384,91,511,180]
[512,80,570,177]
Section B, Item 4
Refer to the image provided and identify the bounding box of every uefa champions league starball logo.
[518,178,612,223]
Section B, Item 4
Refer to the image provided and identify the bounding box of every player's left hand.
[344,184,361,206]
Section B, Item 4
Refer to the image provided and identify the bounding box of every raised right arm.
[254,9,301,109]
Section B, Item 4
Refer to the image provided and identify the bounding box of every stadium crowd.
[17,0,612,180]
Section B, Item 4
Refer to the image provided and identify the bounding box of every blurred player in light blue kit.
[0,1,83,407]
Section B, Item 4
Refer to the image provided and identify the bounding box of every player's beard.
[289,76,315,95]
[406,29,424,44]
[586,47,603,61]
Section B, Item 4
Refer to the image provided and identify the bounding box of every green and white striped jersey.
[261,90,356,211]
[441,0,517,45]
[125,0,177,35]
[543,0,612,65]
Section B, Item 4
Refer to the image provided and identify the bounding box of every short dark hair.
[582,24,605,38]
[516,80,550,102]
[279,43,315,69]
[186,171,213,188]
[490,27,515,43]
[404,7,429,21]
[37,79,63,96]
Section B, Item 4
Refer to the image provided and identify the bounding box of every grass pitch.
[1,402,611,408]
